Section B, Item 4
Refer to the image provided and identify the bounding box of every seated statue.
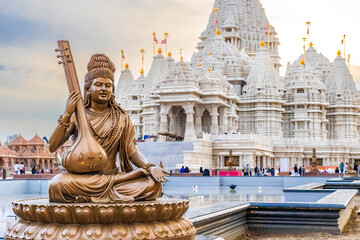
[48,53,169,204]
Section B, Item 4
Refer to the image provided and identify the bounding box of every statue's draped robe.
[49,106,161,203]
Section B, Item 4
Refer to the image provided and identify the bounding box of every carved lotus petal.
[36,206,52,223]
[120,206,137,223]
[133,224,152,238]
[53,207,71,224]
[74,207,93,224]
[98,207,115,224]
[23,205,34,221]
[21,223,43,239]
[9,221,27,237]
[13,203,24,219]
[141,206,157,222]
[152,222,174,239]
[59,225,81,240]
[171,204,184,219]
[159,204,173,220]
[110,224,129,239]
[166,220,183,236]
[38,223,60,240]
[83,225,105,240]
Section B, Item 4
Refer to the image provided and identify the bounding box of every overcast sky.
[0,0,359,141]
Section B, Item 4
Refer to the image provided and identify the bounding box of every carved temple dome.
[10,134,28,146]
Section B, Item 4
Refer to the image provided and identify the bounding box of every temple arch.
[176,107,186,137]
[30,159,36,169]
[30,146,36,153]
[44,160,49,170]
[202,109,211,133]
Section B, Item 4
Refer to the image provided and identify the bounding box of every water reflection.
[162,186,328,209]
[162,186,284,209]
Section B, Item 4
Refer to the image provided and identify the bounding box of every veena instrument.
[56,40,107,173]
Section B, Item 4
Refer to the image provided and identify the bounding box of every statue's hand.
[64,91,81,117]
[150,166,170,182]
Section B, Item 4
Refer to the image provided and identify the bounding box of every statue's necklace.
[86,108,115,139]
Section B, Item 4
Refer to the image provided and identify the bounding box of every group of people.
[292,164,306,176]
[178,161,360,177]
[337,162,348,173]
[13,162,25,174]
[179,166,190,173]
[13,162,49,175]
[240,164,276,176]
[179,166,210,176]
[31,164,44,174]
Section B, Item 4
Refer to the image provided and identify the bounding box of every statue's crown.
[85,54,115,82]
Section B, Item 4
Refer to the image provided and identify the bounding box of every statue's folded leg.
[49,172,115,203]
[114,174,162,201]
[49,171,162,203]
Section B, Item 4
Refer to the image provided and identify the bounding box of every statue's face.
[88,78,113,104]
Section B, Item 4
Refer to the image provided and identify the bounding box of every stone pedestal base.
[6,198,196,240]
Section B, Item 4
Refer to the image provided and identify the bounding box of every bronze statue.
[6,41,196,240]
[308,147,320,175]
[48,42,169,204]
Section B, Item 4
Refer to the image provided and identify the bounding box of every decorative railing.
[205,133,273,145]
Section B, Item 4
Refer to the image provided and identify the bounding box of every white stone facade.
[115,0,360,170]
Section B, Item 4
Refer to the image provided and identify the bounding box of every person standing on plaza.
[358,165,360,176]
[19,162,25,174]
[302,165,305,177]
[255,165,258,176]
[14,162,20,174]
[299,165,302,177]
[340,162,344,173]
[246,164,250,176]
[294,164,298,176]
[344,163,348,173]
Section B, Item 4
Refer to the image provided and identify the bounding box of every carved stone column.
[184,103,195,140]
[195,107,203,138]
[218,107,224,134]
[223,108,229,133]
[153,106,160,135]
[159,105,169,134]
[210,105,219,134]
[3,158,9,170]
[160,105,169,133]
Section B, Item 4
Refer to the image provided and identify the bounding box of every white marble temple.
[115,0,360,171]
